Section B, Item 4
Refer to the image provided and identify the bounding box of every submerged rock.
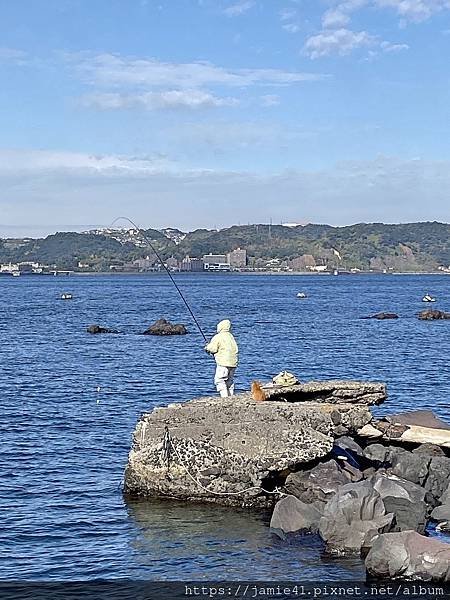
[418,309,450,320]
[270,495,322,538]
[365,531,450,581]
[362,312,399,320]
[87,324,120,334]
[143,318,187,335]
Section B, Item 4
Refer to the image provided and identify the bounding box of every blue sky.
[1,0,450,236]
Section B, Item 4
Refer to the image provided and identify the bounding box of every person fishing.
[205,319,239,397]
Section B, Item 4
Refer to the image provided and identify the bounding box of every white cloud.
[322,9,352,28]
[68,53,327,89]
[279,6,301,33]
[0,47,29,65]
[279,8,297,21]
[375,0,450,23]
[1,152,449,235]
[311,0,450,53]
[321,0,369,28]
[260,94,281,106]
[0,149,173,174]
[304,28,377,58]
[165,119,309,150]
[282,22,301,33]
[223,0,255,17]
[80,89,239,110]
[380,40,409,52]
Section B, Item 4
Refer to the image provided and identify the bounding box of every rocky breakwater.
[123,380,384,507]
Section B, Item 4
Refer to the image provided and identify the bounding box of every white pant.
[214,365,236,397]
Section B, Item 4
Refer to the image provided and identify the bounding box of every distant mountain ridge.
[1,221,449,272]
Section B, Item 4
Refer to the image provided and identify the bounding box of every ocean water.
[0,273,449,581]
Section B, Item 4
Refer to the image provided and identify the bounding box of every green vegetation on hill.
[0,222,449,272]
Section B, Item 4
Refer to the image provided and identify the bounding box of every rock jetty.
[124,379,450,581]
[124,380,384,507]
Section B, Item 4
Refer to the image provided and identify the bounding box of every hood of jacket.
[217,319,231,333]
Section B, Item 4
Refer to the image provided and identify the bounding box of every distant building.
[203,253,227,265]
[0,262,20,274]
[289,254,316,271]
[307,265,328,272]
[133,256,158,271]
[203,254,230,271]
[165,256,179,271]
[227,248,247,269]
[205,263,231,271]
[181,256,204,272]
[1,261,46,275]
[202,254,231,271]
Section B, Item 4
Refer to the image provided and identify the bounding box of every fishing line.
[109,216,208,343]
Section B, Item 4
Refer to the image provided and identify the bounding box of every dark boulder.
[362,443,408,467]
[363,444,390,465]
[284,460,348,506]
[425,457,450,499]
[371,472,426,503]
[431,504,450,522]
[365,531,450,581]
[413,443,446,457]
[383,496,428,534]
[270,495,322,539]
[362,312,399,320]
[418,309,450,320]
[440,483,450,505]
[390,452,430,486]
[318,480,393,556]
[143,318,187,336]
[87,324,119,334]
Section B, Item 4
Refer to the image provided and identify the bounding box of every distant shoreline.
[61,270,449,277]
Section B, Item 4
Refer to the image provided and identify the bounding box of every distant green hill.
[1,222,449,272]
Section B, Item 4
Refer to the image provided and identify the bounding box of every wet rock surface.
[87,324,120,334]
[362,312,399,320]
[143,318,187,335]
[418,309,450,320]
[270,495,322,538]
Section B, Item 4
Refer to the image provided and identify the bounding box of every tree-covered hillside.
[0,222,449,272]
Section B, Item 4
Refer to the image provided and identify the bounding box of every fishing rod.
[109,216,208,343]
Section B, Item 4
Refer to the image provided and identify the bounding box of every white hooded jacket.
[205,319,239,368]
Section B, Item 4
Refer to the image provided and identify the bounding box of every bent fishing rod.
[109,216,208,343]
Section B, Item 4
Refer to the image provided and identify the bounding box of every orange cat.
[251,381,266,402]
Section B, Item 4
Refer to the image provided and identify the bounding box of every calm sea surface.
[0,273,449,580]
